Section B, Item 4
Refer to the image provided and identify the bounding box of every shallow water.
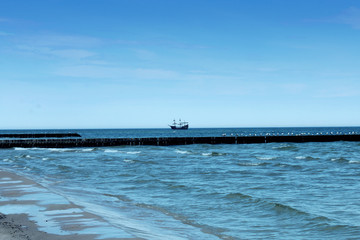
[1,127,360,239]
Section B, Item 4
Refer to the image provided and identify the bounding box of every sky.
[1,0,360,129]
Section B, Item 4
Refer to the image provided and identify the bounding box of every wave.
[270,202,308,216]
[202,152,226,157]
[202,152,212,156]
[349,160,360,164]
[104,149,120,153]
[175,149,190,154]
[123,159,135,163]
[13,147,100,153]
[57,165,73,172]
[168,184,187,190]
[330,157,349,163]
[14,147,31,151]
[225,192,253,200]
[224,191,308,215]
[273,163,303,170]
[13,147,68,152]
[81,148,96,152]
[223,190,357,235]
[255,156,277,160]
[237,162,269,167]
[103,193,132,202]
[272,145,298,151]
[15,154,33,159]
[223,191,331,228]
[295,156,320,160]
[104,149,141,154]
[162,181,189,190]
[133,202,230,240]
[13,147,44,151]
[48,148,76,152]
[126,151,141,155]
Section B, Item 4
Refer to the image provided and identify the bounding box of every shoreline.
[0,169,142,240]
[0,212,97,240]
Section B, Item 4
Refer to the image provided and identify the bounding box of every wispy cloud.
[8,33,102,60]
[280,83,307,94]
[0,17,12,36]
[336,7,360,29]
[256,67,279,72]
[16,45,96,60]
[133,49,157,61]
[0,18,10,23]
[315,85,360,98]
[305,7,360,30]
[54,65,180,80]
[50,49,96,59]
[0,31,12,36]
[22,34,102,47]
[116,39,208,49]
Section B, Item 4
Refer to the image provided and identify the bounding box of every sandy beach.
[0,212,92,240]
[0,170,142,240]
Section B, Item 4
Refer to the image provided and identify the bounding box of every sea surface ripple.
[1,127,360,239]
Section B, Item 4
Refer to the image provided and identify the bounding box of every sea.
[1,127,360,239]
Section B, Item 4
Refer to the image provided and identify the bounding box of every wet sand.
[0,170,142,240]
[0,212,95,240]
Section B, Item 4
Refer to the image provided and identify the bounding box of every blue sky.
[1,0,360,129]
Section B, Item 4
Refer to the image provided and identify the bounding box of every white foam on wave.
[175,150,189,154]
[14,147,30,151]
[349,160,360,164]
[256,156,276,160]
[126,151,141,155]
[272,144,295,150]
[201,152,225,156]
[14,147,43,151]
[245,163,262,166]
[81,148,95,152]
[331,157,347,162]
[104,149,119,153]
[48,148,73,152]
[295,156,306,160]
[123,159,135,163]
[239,162,263,166]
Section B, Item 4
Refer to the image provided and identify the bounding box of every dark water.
[1,127,360,239]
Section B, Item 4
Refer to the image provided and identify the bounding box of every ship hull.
[170,125,189,130]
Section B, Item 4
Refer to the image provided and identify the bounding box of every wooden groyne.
[0,133,81,138]
[0,135,360,148]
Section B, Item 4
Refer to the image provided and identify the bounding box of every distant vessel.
[169,119,189,130]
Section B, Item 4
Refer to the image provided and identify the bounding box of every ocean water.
[1,127,360,239]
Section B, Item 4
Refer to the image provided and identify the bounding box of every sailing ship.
[169,119,189,130]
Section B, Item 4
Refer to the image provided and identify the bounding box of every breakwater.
[0,134,360,148]
[0,133,81,138]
